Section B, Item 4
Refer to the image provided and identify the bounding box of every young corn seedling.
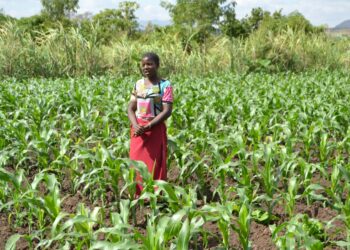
[261,143,274,197]
[139,216,169,250]
[319,133,329,163]
[181,211,206,250]
[0,168,28,227]
[40,174,62,220]
[89,199,137,248]
[153,180,181,212]
[259,142,279,220]
[231,201,252,250]
[344,199,350,250]
[271,213,327,249]
[202,201,237,249]
[60,204,102,248]
[121,162,136,200]
[325,163,343,205]
[95,200,135,244]
[301,123,321,162]
[213,162,237,204]
[282,177,299,218]
[105,158,123,201]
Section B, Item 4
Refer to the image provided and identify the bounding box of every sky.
[0,0,349,27]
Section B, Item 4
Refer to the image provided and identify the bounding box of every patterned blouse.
[131,78,173,119]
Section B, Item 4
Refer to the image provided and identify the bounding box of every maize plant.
[1,72,350,248]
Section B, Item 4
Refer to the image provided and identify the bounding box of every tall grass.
[0,22,349,78]
[244,28,350,72]
[0,23,104,78]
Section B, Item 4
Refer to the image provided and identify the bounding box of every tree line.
[0,0,325,46]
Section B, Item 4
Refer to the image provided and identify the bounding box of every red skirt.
[129,118,167,194]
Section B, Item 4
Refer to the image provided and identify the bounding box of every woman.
[128,52,173,195]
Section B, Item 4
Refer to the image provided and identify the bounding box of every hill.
[139,19,171,28]
[334,19,350,29]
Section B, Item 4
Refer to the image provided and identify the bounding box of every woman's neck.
[145,75,160,84]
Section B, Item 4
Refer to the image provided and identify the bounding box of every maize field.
[1,72,350,249]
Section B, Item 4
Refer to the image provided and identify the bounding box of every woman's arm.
[144,103,172,130]
[127,98,137,126]
[128,98,144,136]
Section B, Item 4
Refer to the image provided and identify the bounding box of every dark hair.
[142,52,160,67]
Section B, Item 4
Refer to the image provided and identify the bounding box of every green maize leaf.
[5,234,22,250]
[201,203,234,222]
[339,166,350,182]
[62,215,96,231]
[171,209,187,223]
[119,199,130,224]
[90,240,140,250]
[334,241,350,248]
[126,159,151,182]
[177,218,190,250]
[130,191,157,207]
[218,219,229,247]
[62,242,71,250]
[190,216,205,232]
[31,172,47,190]
[59,138,70,157]
[154,180,178,202]
[270,222,288,239]
[159,216,179,243]
[251,209,269,223]
[0,168,22,191]
[51,212,70,236]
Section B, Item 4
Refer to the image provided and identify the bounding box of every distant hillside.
[139,19,171,29]
[334,20,350,30]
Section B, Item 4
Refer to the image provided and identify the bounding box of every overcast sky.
[0,0,348,27]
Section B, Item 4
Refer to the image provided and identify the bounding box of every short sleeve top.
[132,78,173,119]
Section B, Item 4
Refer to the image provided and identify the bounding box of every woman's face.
[141,57,158,78]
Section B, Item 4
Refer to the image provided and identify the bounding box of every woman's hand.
[133,123,152,136]
[133,123,144,136]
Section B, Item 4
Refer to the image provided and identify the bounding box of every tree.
[41,0,79,20]
[93,1,139,43]
[162,0,224,28]
[254,10,324,35]
[220,1,245,38]
[285,11,320,33]
[161,0,236,44]
[236,8,271,37]
[117,1,139,36]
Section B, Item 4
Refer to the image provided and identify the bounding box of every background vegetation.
[0,0,349,78]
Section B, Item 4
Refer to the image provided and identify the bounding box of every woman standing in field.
[128,52,173,195]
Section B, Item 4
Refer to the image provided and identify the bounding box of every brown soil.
[0,214,12,250]
[0,213,30,250]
